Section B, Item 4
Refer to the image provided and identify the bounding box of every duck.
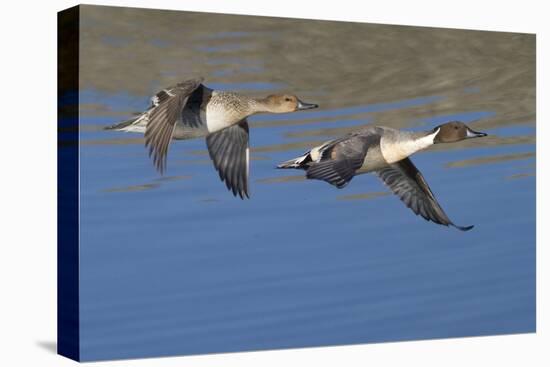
[106,77,318,198]
[277,121,488,231]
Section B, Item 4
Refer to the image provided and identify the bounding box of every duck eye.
[285,98,291,102]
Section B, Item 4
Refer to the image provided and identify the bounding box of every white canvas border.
[0,0,545,366]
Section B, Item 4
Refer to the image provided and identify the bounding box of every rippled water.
[71,5,535,361]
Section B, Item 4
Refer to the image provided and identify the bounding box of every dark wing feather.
[306,158,363,188]
[144,78,204,174]
[376,158,473,231]
[206,120,250,199]
[306,133,379,188]
[316,128,382,160]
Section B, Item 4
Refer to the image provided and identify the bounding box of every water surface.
[73,6,535,361]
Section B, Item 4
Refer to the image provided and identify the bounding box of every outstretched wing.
[306,158,363,188]
[206,120,250,199]
[305,133,380,188]
[376,158,473,231]
[144,78,204,174]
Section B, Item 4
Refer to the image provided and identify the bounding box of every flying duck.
[106,78,318,198]
[277,121,488,230]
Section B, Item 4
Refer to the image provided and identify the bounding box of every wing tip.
[206,122,250,200]
[228,187,250,200]
[453,223,474,231]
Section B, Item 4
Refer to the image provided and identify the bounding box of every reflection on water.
[257,175,306,184]
[81,137,144,146]
[445,152,535,168]
[103,183,160,193]
[199,198,222,203]
[153,175,191,182]
[507,172,536,180]
[103,175,191,193]
[74,5,535,362]
[336,191,391,201]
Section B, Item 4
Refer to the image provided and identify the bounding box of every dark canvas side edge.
[57,5,80,362]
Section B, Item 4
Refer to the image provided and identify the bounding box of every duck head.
[433,121,487,144]
[261,94,318,113]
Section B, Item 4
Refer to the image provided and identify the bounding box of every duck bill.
[466,128,488,139]
[296,99,319,111]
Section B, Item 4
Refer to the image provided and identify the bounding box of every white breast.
[380,128,439,164]
[205,106,235,133]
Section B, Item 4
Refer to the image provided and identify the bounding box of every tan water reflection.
[80,7,534,109]
[507,172,535,180]
[103,183,159,193]
[257,175,306,184]
[80,6,534,127]
[337,192,391,201]
[446,152,535,168]
[79,5,535,187]
[103,175,191,193]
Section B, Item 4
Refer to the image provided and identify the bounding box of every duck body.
[281,126,439,176]
[106,77,318,199]
[109,84,249,138]
[278,121,487,231]
[177,87,256,136]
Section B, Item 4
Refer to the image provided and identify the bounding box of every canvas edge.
[57,4,81,362]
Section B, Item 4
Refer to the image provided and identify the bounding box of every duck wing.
[145,77,204,174]
[375,158,473,231]
[306,158,364,188]
[206,120,250,199]
[305,133,380,188]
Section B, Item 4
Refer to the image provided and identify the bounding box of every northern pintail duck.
[277,121,487,230]
[106,78,318,198]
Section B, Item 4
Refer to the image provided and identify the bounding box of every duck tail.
[277,152,312,170]
[104,113,148,133]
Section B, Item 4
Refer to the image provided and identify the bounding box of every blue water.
[76,87,535,361]
[72,8,536,361]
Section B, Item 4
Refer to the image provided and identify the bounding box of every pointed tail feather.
[104,114,148,132]
[277,153,311,169]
